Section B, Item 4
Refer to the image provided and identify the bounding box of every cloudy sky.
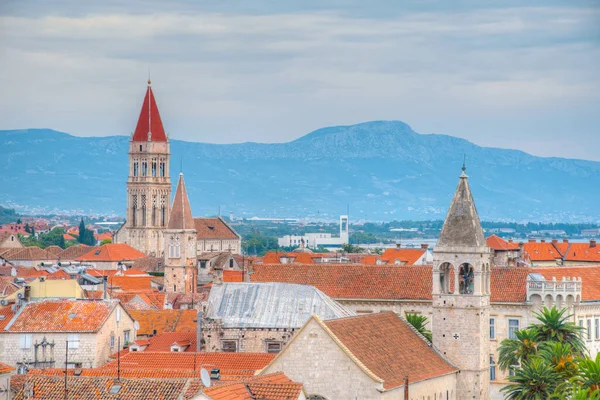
[1,0,599,160]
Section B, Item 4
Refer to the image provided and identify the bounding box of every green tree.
[498,328,540,372]
[538,342,578,380]
[341,243,364,253]
[16,218,22,224]
[100,238,112,246]
[58,234,66,249]
[533,307,585,355]
[404,312,432,342]
[501,358,562,400]
[576,353,600,392]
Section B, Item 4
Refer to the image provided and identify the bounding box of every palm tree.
[498,328,540,372]
[550,386,600,400]
[501,358,562,400]
[576,352,600,392]
[533,307,586,355]
[538,341,578,379]
[404,312,432,342]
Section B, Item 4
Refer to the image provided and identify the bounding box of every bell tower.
[115,80,171,256]
[164,173,198,294]
[432,165,491,399]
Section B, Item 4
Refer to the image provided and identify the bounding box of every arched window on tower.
[459,264,474,294]
[142,161,148,176]
[133,162,139,177]
[169,236,181,259]
[160,195,167,227]
[132,195,138,227]
[141,195,147,226]
[151,158,157,177]
[152,195,157,226]
[160,162,165,177]
[439,263,453,294]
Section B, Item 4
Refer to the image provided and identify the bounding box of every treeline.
[0,205,20,224]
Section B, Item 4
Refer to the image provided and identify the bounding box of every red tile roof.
[194,218,240,240]
[0,276,20,297]
[0,305,16,330]
[0,362,14,374]
[12,375,200,400]
[379,248,426,265]
[523,241,562,261]
[128,309,197,336]
[57,244,97,261]
[102,352,275,375]
[486,235,520,251]
[108,276,153,291]
[76,243,146,262]
[7,300,120,333]
[324,312,457,389]
[561,243,600,263]
[223,270,244,282]
[63,234,76,241]
[94,232,113,242]
[204,372,303,400]
[132,84,167,142]
[1,246,56,261]
[252,263,530,304]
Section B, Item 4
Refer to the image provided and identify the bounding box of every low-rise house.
[27,278,87,300]
[0,299,136,369]
[56,244,97,264]
[486,235,521,266]
[261,312,458,400]
[76,243,146,270]
[0,247,57,268]
[0,232,23,249]
[375,245,432,266]
[522,239,564,266]
[197,252,242,284]
[203,282,354,353]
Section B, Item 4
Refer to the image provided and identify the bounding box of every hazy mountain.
[1,121,599,222]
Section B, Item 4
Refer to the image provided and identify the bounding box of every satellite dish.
[200,368,211,388]
[134,321,140,330]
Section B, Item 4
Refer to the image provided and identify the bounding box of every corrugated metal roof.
[206,282,355,328]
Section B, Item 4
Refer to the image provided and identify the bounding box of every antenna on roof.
[200,368,211,388]
[462,153,467,173]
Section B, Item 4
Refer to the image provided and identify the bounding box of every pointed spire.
[437,167,486,248]
[132,81,167,142]
[167,173,195,230]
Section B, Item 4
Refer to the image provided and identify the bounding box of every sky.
[1,0,599,160]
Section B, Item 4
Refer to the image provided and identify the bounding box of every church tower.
[164,173,198,294]
[432,166,491,399]
[116,80,172,256]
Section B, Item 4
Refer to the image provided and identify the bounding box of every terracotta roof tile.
[2,246,56,261]
[0,361,14,374]
[128,309,198,336]
[7,299,120,332]
[562,243,600,262]
[325,312,457,389]
[57,244,97,261]
[44,246,63,256]
[533,266,600,301]
[107,276,153,291]
[380,248,426,265]
[523,241,562,262]
[490,267,529,303]
[76,243,146,262]
[13,375,200,400]
[223,270,244,282]
[486,235,520,251]
[0,305,16,330]
[194,218,240,240]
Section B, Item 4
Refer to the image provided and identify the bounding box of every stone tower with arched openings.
[164,173,198,294]
[114,80,172,257]
[432,166,491,399]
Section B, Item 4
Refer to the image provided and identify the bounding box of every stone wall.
[202,318,295,353]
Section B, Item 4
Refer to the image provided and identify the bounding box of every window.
[490,357,496,381]
[508,319,519,340]
[490,318,495,340]
[266,342,282,354]
[588,319,592,341]
[200,262,207,269]
[222,340,237,352]
[67,334,79,349]
[596,319,599,340]
[173,285,177,292]
[110,334,115,348]
[20,334,32,349]
[124,330,131,344]
[133,162,139,176]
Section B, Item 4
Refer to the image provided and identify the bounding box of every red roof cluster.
[76,243,146,262]
[128,309,197,336]
[486,235,520,251]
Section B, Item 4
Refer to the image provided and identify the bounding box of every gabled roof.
[523,241,562,261]
[194,218,240,240]
[561,242,600,263]
[437,169,486,248]
[6,299,123,333]
[132,82,167,142]
[379,248,426,265]
[206,282,354,329]
[13,375,200,400]
[486,235,520,251]
[76,243,146,262]
[168,174,195,230]
[57,244,97,261]
[44,246,63,256]
[1,246,56,261]
[204,372,303,400]
[323,312,457,389]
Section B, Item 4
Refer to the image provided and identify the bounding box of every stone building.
[0,232,23,249]
[203,282,354,353]
[0,299,136,369]
[261,312,458,400]
[251,167,600,399]
[114,82,242,257]
[114,80,172,257]
[164,174,198,294]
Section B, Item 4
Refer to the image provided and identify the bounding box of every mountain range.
[1,121,599,222]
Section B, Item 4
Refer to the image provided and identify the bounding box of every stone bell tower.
[114,80,171,256]
[164,173,198,294]
[432,165,491,399]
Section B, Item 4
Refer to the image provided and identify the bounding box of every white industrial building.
[277,215,349,249]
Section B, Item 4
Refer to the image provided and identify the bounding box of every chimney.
[552,239,558,244]
[103,276,108,300]
[591,239,597,248]
[508,239,513,243]
[420,244,429,250]
[528,239,536,243]
[540,239,546,243]
[196,311,203,352]
[396,242,401,249]
[563,239,569,243]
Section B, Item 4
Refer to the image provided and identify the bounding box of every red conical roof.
[132,81,168,142]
